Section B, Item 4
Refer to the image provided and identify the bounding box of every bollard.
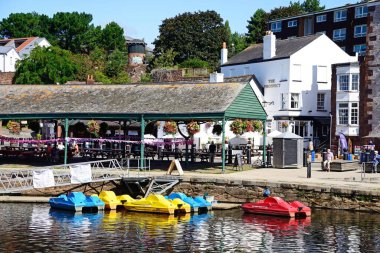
[303,150,308,167]
[228,146,233,164]
[266,150,272,167]
[246,149,251,165]
[307,162,311,178]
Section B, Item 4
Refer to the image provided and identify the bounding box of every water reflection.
[0,204,379,252]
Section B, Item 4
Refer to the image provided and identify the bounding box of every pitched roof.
[0,46,14,54]
[0,37,37,52]
[222,34,323,66]
[0,83,267,120]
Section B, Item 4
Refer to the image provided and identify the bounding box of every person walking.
[323,148,334,172]
[372,150,380,173]
[209,141,216,165]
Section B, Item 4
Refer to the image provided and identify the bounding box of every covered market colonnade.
[0,81,267,172]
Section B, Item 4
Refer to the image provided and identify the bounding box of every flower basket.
[244,120,254,132]
[164,121,177,135]
[87,120,100,137]
[6,121,21,134]
[281,122,289,129]
[252,120,263,132]
[230,119,244,135]
[186,121,200,136]
[212,124,223,136]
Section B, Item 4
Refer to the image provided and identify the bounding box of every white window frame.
[351,74,359,91]
[355,6,368,18]
[354,25,367,38]
[271,21,282,32]
[316,14,327,23]
[334,9,347,22]
[290,93,300,109]
[338,75,349,91]
[333,28,346,41]
[317,65,327,83]
[288,20,297,27]
[338,103,349,125]
[351,102,359,125]
[317,93,325,110]
[353,44,366,56]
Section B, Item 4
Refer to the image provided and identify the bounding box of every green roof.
[0,82,267,121]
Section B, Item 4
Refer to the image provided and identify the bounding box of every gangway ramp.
[0,159,126,194]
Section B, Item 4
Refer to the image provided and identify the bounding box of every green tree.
[50,12,93,53]
[269,2,304,20]
[0,12,53,41]
[101,22,126,52]
[225,20,233,48]
[80,25,103,54]
[230,32,247,56]
[14,46,78,84]
[178,58,209,68]
[153,10,228,69]
[246,9,268,44]
[105,49,127,77]
[151,48,178,69]
[301,0,325,12]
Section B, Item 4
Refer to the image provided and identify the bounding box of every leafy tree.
[246,9,268,44]
[50,12,93,53]
[14,46,77,84]
[105,49,127,77]
[230,32,247,56]
[301,0,325,12]
[101,22,126,52]
[178,58,209,68]
[225,20,233,48]
[0,12,52,40]
[80,25,103,54]
[153,11,228,69]
[269,2,304,20]
[89,47,107,72]
[151,48,178,69]
[70,53,93,81]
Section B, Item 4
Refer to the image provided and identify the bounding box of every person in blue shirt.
[372,150,380,173]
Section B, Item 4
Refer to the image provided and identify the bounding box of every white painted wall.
[335,64,360,137]
[0,48,20,72]
[19,38,51,59]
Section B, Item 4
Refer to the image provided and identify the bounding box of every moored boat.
[123,194,176,214]
[168,192,212,213]
[97,191,123,210]
[241,197,311,218]
[49,192,105,212]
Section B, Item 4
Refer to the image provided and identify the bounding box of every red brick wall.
[0,72,15,84]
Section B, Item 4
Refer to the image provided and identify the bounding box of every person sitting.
[372,151,380,173]
[263,187,270,197]
[323,148,334,172]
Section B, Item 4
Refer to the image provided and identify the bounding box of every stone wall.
[365,4,380,146]
[0,72,15,84]
[173,178,380,212]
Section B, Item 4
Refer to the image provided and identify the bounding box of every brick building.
[267,1,380,58]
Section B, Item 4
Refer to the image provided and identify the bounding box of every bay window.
[338,102,359,125]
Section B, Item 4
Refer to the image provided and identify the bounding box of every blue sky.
[0,0,359,47]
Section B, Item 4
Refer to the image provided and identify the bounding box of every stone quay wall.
[173,178,380,213]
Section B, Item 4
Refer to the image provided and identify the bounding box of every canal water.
[0,203,379,252]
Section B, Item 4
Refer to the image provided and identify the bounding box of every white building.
[0,46,21,72]
[331,62,360,151]
[221,32,357,147]
[0,37,51,59]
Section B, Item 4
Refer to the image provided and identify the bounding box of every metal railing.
[0,159,126,194]
[120,158,151,177]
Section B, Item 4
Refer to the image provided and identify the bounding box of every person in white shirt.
[57,142,65,150]
[323,149,334,172]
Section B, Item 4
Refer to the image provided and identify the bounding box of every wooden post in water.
[222,117,226,173]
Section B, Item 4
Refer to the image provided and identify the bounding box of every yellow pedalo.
[169,198,191,214]
[123,194,176,214]
[97,191,122,210]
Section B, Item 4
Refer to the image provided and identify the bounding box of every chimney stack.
[263,31,276,60]
[86,74,94,85]
[221,42,228,65]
